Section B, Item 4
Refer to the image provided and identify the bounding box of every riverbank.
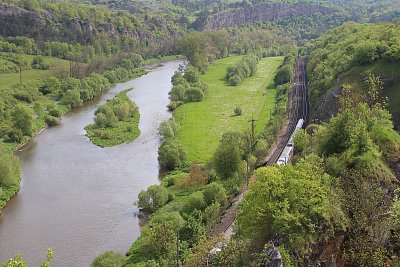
[0,60,183,266]
[125,55,286,266]
[0,56,181,213]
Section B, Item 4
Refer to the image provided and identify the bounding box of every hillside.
[0,0,183,58]
[307,22,400,129]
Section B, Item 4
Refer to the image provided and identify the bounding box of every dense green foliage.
[225,54,260,86]
[1,0,183,58]
[226,66,400,265]
[168,65,207,107]
[178,29,282,71]
[85,89,140,147]
[237,156,345,258]
[128,163,230,266]
[307,22,400,125]
[2,249,53,267]
[91,251,126,267]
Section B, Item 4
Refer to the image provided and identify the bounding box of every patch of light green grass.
[0,54,69,89]
[174,56,283,163]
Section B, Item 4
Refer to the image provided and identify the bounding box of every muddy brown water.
[0,60,183,266]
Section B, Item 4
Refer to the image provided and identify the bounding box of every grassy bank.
[85,89,140,147]
[173,56,284,163]
[0,54,174,212]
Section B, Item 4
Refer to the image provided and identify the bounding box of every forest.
[0,0,399,267]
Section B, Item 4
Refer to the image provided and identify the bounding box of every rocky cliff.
[0,4,181,54]
[199,2,335,30]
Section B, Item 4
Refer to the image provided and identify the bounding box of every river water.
[0,60,182,266]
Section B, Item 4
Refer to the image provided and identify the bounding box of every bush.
[159,118,180,139]
[213,142,242,180]
[185,87,204,102]
[91,251,126,267]
[226,54,260,86]
[203,182,227,207]
[45,116,60,126]
[138,185,170,213]
[234,107,242,116]
[158,140,186,170]
[183,192,206,214]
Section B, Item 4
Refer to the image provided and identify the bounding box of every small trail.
[212,57,309,238]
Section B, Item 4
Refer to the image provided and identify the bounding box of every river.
[0,60,182,266]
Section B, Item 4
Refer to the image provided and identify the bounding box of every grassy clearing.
[173,56,283,163]
[0,54,69,90]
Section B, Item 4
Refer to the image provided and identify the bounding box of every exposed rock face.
[310,85,342,123]
[201,3,334,30]
[0,4,179,49]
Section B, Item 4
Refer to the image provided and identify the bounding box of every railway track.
[212,57,309,237]
[265,57,308,166]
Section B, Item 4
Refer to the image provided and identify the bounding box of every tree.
[203,182,227,207]
[138,185,169,213]
[237,158,345,256]
[158,140,186,170]
[169,84,186,102]
[213,143,241,180]
[137,222,177,265]
[185,87,204,102]
[180,210,205,247]
[62,89,82,108]
[12,103,34,136]
[183,192,206,214]
[159,119,179,139]
[183,66,200,83]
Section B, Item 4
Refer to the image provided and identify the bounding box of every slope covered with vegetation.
[307,21,400,128]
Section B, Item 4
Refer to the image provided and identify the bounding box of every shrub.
[203,182,227,207]
[185,87,204,102]
[91,251,126,267]
[45,116,60,126]
[138,185,169,213]
[48,108,62,118]
[234,107,242,116]
[159,118,180,139]
[183,192,206,214]
[158,140,186,170]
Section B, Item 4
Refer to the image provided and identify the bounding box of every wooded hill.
[0,0,183,58]
[307,21,400,129]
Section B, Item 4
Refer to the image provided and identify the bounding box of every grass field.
[0,54,69,89]
[174,56,284,163]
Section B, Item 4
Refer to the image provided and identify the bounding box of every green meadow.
[174,56,284,163]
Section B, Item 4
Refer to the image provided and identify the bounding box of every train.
[276,119,304,165]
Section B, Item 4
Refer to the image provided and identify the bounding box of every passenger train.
[276,119,304,165]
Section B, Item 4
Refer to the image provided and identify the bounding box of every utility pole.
[19,65,22,84]
[176,230,179,267]
[248,116,256,148]
[69,59,73,78]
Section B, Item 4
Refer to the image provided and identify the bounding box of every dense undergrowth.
[85,89,140,147]
[307,21,400,127]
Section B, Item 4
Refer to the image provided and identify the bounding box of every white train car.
[277,119,304,165]
[287,119,304,147]
[276,146,293,165]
